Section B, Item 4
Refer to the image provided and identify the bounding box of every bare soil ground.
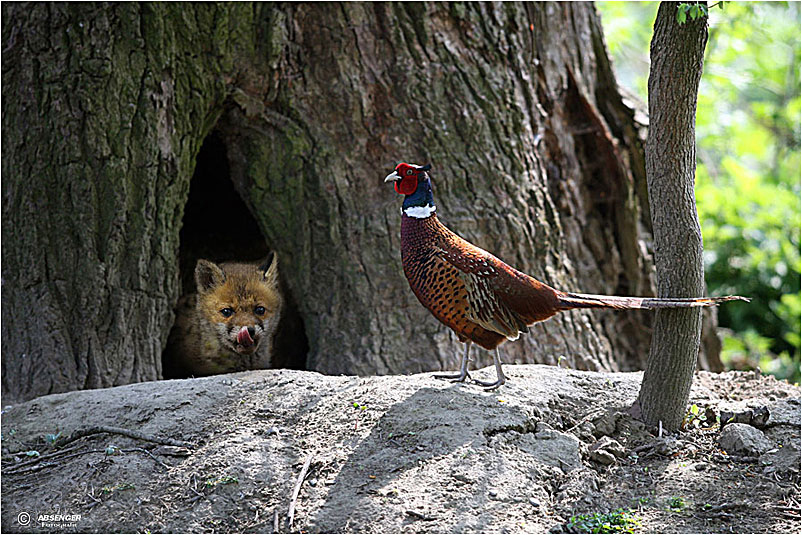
[1,365,799,533]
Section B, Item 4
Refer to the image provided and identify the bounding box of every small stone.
[488,489,498,497]
[308,478,318,487]
[590,436,626,458]
[719,423,773,456]
[453,473,473,484]
[694,462,707,471]
[750,406,770,428]
[529,497,540,507]
[654,436,682,456]
[266,426,280,436]
[589,449,616,465]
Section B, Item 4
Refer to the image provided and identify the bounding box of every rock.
[589,436,626,458]
[767,399,801,427]
[760,442,801,475]
[592,411,621,437]
[654,436,682,456]
[719,423,773,456]
[589,448,616,465]
[750,406,770,427]
[720,406,769,429]
[576,421,596,441]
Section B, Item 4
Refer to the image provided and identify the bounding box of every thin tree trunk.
[637,2,709,431]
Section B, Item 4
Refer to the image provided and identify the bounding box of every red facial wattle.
[394,175,418,195]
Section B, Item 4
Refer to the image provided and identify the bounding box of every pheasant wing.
[432,244,528,340]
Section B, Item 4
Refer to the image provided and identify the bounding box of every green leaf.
[677,8,687,24]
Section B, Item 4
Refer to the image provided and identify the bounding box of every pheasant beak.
[384,170,401,183]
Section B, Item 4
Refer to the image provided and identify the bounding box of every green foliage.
[677,2,711,25]
[682,403,707,429]
[668,496,686,511]
[205,475,238,487]
[565,509,641,534]
[598,2,801,383]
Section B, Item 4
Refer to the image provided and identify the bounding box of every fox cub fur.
[164,253,283,377]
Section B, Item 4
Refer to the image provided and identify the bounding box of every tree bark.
[1,3,241,401]
[216,2,664,379]
[1,2,717,402]
[637,2,709,431]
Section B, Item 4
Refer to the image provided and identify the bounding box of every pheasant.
[385,162,748,390]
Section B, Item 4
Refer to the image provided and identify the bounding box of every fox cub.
[164,253,284,377]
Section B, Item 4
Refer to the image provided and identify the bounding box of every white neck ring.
[403,204,437,219]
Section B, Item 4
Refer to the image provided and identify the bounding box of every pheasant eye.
[254,306,266,315]
[406,169,413,176]
[220,307,234,318]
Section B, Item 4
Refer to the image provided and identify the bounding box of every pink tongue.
[237,326,254,347]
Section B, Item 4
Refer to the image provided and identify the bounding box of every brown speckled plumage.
[401,213,561,350]
[386,162,749,389]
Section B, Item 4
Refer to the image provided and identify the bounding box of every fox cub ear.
[195,259,226,293]
[260,252,279,286]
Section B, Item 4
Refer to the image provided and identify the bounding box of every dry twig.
[2,445,83,474]
[287,452,314,529]
[58,425,191,449]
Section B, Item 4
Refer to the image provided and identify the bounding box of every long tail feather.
[558,292,750,311]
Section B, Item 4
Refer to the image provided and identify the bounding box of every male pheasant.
[385,162,748,390]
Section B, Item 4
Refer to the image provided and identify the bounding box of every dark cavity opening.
[163,131,308,377]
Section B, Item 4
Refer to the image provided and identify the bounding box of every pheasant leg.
[434,342,472,383]
[471,348,507,390]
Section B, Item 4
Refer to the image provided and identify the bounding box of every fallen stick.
[58,425,192,449]
[2,445,83,474]
[287,453,314,529]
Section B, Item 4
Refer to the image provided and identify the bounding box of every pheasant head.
[384,162,436,218]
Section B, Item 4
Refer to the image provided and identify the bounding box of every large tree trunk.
[1,3,236,401]
[637,2,709,431]
[1,2,717,403]
[216,2,664,379]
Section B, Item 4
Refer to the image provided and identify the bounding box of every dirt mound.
[2,366,799,533]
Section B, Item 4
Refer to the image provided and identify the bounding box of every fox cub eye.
[220,307,234,318]
[254,306,266,316]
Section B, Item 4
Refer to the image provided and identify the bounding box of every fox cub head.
[195,253,283,356]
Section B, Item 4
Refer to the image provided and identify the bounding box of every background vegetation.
[598,2,801,383]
